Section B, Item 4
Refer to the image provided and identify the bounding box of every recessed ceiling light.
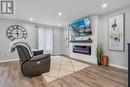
[30,18,34,21]
[58,12,62,16]
[102,4,107,8]
[58,24,61,26]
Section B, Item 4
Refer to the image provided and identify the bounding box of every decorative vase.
[102,55,109,66]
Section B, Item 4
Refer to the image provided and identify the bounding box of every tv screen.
[69,18,92,37]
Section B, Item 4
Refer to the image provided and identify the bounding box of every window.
[38,27,53,54]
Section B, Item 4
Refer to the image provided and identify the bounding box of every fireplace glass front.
[73,45,91,55]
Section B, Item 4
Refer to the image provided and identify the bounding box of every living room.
[0,0,129,87]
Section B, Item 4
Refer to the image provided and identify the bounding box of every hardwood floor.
[0,58,128,87]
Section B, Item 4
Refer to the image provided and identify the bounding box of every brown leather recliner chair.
[16,45,50,77]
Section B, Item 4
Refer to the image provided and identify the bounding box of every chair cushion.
[30,54,50,62]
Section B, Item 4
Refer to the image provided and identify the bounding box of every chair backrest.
[9,39,33,57]
[16,45,31,64]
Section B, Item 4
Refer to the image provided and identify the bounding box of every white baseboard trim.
[109,64,128,70]
[0,58,19,63]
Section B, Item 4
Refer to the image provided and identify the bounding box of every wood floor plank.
[0,57,128,87]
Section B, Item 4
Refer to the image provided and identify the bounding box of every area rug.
[42,56,90,82]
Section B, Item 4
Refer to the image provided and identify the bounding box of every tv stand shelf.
[70,40,92,43]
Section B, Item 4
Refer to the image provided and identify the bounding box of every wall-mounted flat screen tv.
[69,18,92,37]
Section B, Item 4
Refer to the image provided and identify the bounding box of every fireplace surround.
[73,45,91,55]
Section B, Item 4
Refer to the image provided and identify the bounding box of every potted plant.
[96,45,104,65]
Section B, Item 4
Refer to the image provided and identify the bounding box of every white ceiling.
[11,0,130,26]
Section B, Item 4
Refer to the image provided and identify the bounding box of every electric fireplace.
[73,45,91,55]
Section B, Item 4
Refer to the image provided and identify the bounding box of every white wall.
[67,6,130,70]
[98,6,130,70]
[0,19,38,60]
[0,19,64,60]
[62,28,70,55]
[53,27,64,55]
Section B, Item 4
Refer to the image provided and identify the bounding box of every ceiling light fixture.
[102,4,107,8]
[30,18,34,21]
[58,12,62,16]
[58,24,61,26]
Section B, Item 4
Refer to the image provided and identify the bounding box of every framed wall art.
[108,13,125,51]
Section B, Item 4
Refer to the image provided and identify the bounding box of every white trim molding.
[0,58,19,63]
[109,63,128,70]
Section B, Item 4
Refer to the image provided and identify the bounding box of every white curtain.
[38,27,53,55]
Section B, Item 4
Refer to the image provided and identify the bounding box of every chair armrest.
[33,50,43,56]
[30,54,50,62]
